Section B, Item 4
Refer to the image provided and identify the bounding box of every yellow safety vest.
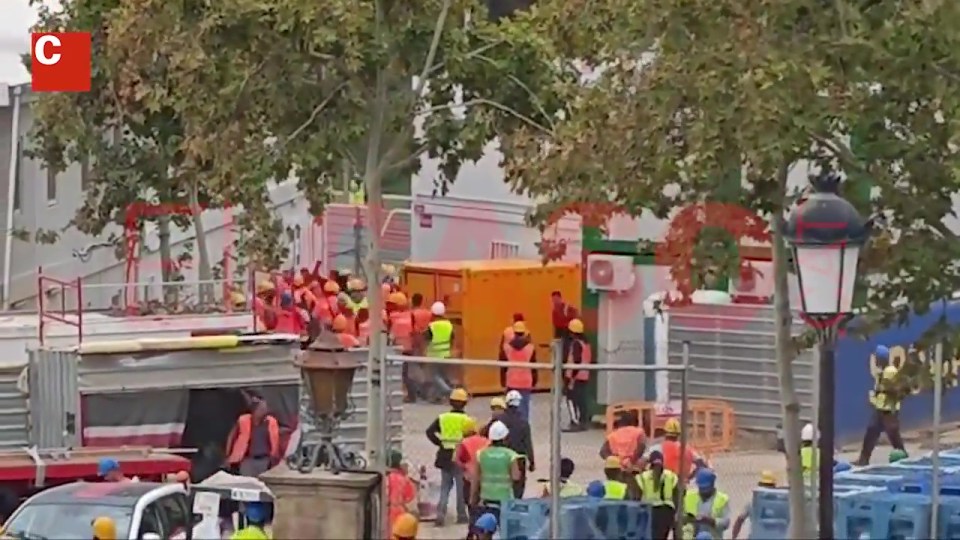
[348,181,364,204]
[682,490,729,539]
[427,320,453,358]
[603,480,627,500]
[345,297,369,315]
[638,469,678,508]
[870,384,901,412]
[438,411,470,449]
[801,446,819,479]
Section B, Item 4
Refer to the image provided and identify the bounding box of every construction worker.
[92,516,117,540]
[500,321,537,421]
[388,292,419,402]
[345,278,369,315]
[356,308,372,346]
[273,292,305,335]
[470,420,522,524]
[391,513,418,540]
[312,281,338,324]
[332,314,361,348]
[322,281,341,316]
[500,313,526,346]
[539,457,584,497]
[425,301,455,397]
[856,346,907,465]
[638,450,679,540]
[467,512,498,540]
[226,396,281,476]
[586,480,606,499]
[97,458,129,483]
[800,423,819,478]
[253,280,275,330]
[291,273,317,310]
[382,264,398,284]
[410,294,432,341]
[480,397,507,436]
[551,291,577,339]
[425,388,471,526]
[732,471,776,540]
[455,417,489,522]
[682,469,730,540]
[562,319,591,432]
[600,411,646,470]
[889,448,908,463]
[501,390,535,498]
[231,502,271,540]
[649,418,708,481]
[386,450,417,535]
[602,456,642,500]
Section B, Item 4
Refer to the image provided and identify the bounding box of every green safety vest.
[682,490,729,540]
[231,526,271,540]
[560,481,585,497]
[801,446,819,479]
[438,411,470,449]
[348,181,364,204]
[638,469,678,508]
[603,480,627,500]
[478,445,517,502]
[870,384,901,412]
[427,320,453,358]
[345,297,369,315]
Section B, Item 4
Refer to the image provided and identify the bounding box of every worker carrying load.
[647,418,708,481]
[682,469,730,540]
[499,320,537,422]
[856,346,907,465]
[600,411,646,470]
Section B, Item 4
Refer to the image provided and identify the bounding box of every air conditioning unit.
[586,254,635,292]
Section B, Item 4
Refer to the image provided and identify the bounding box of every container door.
[437,274,463,313]
[402,270,439,306]
[29,349,80,448]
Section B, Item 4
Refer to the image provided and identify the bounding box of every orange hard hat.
[389,292,408,306]
[293,274,305,287]
[323,281,340,294]
[332,314,348,332]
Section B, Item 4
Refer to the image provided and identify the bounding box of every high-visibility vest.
[389,310,414,351]
[662,439,697,478]
[607,426,645,460]
[412,308,432,332]
[603,480,627,500]
[427,320,453,358]
[565,339,592,381]
[801,446,819,479]
[312,296,334,323]
[274,309,302,334]
[337,332,361,348]
[227,414,280,464]
[231,526,270,540]
[503,343,535,389]
[438,411,470,449]
[325,294,340,316]
[870,384,901,412]
[459,434,490,469]
[345,297,369,315]
[682,490,729,539]
[387,470,416,528]
[477,446,517,502]
[638,469,678,508]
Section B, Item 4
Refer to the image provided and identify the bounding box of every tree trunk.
[189,180,214,306]
[158,215,176,306]
[772,165,810,538]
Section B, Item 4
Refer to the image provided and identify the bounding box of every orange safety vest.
[412,308,432,333]
[325,295,340,316]
[227,414,280,464]
[607,426,645,460]
[459,435,490,470]
[565,339,592,381]
[293,287,316,307]
[274,309,302,334]
[313,296,334,323]
[390,310,414,352]
[662,439,697,478]
[387,470,416,530]
[504,343,535,389]
[337,332,361,348]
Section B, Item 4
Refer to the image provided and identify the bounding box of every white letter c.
[35,35,62,66]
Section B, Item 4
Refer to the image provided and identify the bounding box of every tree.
[506,0,960,536]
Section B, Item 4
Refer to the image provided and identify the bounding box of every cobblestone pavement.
[400,394,922,539]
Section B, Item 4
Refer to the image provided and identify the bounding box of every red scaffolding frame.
[37,266,84,346]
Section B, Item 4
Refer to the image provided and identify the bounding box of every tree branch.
[413,0,452,99]
[420,98,554,135]
[809,132,868,174]
[475,53,555,131]
[283,81,349,145]
[425,40,505,78]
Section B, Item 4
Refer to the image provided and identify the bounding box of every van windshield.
[5,503,133,539]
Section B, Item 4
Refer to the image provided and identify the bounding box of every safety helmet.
[801,423,815,442]
[332,314,348,332]
[488,420,509,441]
[875,345,890,360]
[392,513,418,539]
[695,468,717,489]
[381,263,397,277]
[256,280,275,294]
[388,292,408,306]
[586,480,606,498]
[604,455,622,469]
[431,301,446,316]
[230,291,246,307]
[323,281,340,294]
[474,513,498,533]
[759,470,776,486]
[663,418,681,435]
[293,274,305,287]
[568,318,584,333]
[462,416,477,435]
[490,397,506,410]
[449,387,469,402]
[512,321,527,334]
[882,365,898,380]
[243,502,267,524]
[97,458,120,477]
[92,517,117,540]
[505,389,522,407]
[888,449,909,463]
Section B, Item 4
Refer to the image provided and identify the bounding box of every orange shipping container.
[401,259,581,395]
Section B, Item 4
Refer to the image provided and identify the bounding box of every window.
[138,502,165,539]
[155,493,191,538]
[5,503,133,539]
[490,240,520,259]
[12,137,22,211]
[46,168,57,204]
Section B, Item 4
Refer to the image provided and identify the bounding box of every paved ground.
[399,394,926,539]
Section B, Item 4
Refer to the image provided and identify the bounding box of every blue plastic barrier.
[835,491,931,539]
[834,473,899,489]
[500,498,652,540]
[903,455,960,468]
[888,474,960,496]
[748,486,880,540]
[937,497,960,539]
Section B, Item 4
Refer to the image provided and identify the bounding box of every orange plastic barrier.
[604,399,736,456]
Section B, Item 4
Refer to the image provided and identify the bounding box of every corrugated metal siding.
[323,205,411,274]
[666,304,815,433]
[28,349,80,448]
[0,364,29,448]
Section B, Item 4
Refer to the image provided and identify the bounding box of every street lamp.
[785,172,871,540]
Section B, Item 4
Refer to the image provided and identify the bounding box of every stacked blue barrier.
[500,497,652,540]
[835,490,931,539]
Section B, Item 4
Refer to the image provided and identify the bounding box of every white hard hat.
[488,420,509,442]
[801,423,815,442]
[431,301,446,316]
[505,390,522,407]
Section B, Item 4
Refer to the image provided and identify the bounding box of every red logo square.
[31,32,92,93]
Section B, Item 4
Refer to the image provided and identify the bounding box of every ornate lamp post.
[785,172,871,539]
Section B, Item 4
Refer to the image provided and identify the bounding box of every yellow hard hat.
[604,455,622,469]
[392,512,419,538]
[882,365,898,380]
[512,321,528,334]
[256,280,275,293]
[389,291,408,306]
[323,281,341,294]
[490,397,506,409]
[332,314,348,332]
[450,387,469,402]
[568,318,584,333]
[348,278,365,291]
[230,291,246,307]
[463,417,477,435]
[92,516,117,540]
[759,470,777,486]
[664,418,681,435]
